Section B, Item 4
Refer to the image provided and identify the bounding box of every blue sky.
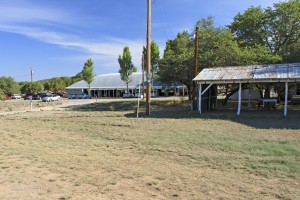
[0,0,285,81]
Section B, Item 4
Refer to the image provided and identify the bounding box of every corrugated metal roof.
[67,72,145,90]
[193,63,300,84]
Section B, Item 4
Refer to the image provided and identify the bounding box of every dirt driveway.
[0,97,185,115]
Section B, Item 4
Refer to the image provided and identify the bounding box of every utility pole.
[146,0,152,115]
[193,26,199,110]
[30,66,33,82]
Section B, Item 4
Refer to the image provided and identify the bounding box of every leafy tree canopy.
[230,0,300,62]
[21,82,43,94]
[118,46,134,92]
[143,41,160,79]
[158,16,282,98]
[133,66,138,72]
[158,31,194,88]
[0,76,20,95]
[81,58,95,94]
[44,78,66,93]
[0,89,5,100]
[82,58,95,84]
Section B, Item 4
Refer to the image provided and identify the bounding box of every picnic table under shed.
[193,63,300,116]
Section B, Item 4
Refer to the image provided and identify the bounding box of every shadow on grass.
[71,100,300,130]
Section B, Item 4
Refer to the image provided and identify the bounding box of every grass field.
[0,100,63,112]
[0,100,299,199]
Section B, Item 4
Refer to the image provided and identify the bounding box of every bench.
[257,98,277,110]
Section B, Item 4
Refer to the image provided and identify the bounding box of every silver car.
[42,94,61,102]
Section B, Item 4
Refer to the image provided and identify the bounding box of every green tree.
[196,16,280,68]
[0,76,20,94]
[197,17,241,68]
[230,0,300,62]
[45,78,66,93]
[21,82,43,94]
[0,89,5,100]
[60,76,78,87]
[229,7,267,48]
[282,39,300,62]
[143,41,160,80]
[43,76,81,92]
[118,46,135,92]
[159,17,281,100]
[133,66,138,72]
[43,82,50,91]
[236,45,281,65]
[81,58,95,94]
[158,31,194,96]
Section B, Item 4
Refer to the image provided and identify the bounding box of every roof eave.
[194,78,300,84]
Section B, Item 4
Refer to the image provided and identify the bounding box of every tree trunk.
[277,84,295,103]
[187,82,193,101]
[222,83,246,105]
[87,84,91,95]
[264,86,270,98]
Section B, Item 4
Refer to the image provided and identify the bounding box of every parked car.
[68,94,74,99]
[42,94,61,102]
[32,94,41,100]
[32,93,49,100]
[134,92,144,98]
[5,95,12,100]
[23,94,33,100]
[80,94,92,99]
[123,92,134,98]
[68,94,79,99]
[76,94,84,99]
[11,94,22,99]
[55,92,68,98]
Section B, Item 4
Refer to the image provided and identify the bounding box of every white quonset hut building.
[66,72,143,98]
[66,72,188,98]
[193,63,300,116]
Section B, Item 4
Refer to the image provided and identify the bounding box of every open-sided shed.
[193,63,300,116]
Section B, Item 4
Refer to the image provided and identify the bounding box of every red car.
[5,95,12,100]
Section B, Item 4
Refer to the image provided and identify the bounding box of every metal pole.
[237,83,242,116]
[284,82,288,117]
[30,96,33,111]
[30,67,33,82]
[137,80,141,118]
[142,55,145,99]
[146,0,152,115]
[198,83,202,113]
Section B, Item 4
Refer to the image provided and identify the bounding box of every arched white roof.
[67,72,144,90]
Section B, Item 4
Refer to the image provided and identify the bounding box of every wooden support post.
[237,83,242,116]
[146,0,152,115]
[193,27,199,111]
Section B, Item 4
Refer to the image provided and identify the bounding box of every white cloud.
[0,4,72,25]
[0,20,145,68]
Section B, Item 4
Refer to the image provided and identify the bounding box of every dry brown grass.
[0,100,299,199]
[0,100,63,112]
